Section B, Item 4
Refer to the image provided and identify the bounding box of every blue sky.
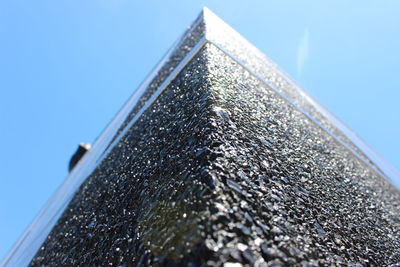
[1,0,399,260]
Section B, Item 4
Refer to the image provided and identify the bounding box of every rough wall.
[31,44,400,266]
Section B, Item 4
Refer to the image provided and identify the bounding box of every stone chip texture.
[31,44,400,266]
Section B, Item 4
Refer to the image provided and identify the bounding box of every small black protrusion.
[68,143,91,172]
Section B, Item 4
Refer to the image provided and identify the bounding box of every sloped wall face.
[31,44,400,266]
[31,46,218,266]
[202,44,400,266]
[110,18,207,142]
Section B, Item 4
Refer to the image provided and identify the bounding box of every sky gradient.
[1,0,399,260]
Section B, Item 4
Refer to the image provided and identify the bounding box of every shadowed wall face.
[31,43,400,266]
[31,47,216,265]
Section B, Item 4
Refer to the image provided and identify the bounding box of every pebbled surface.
[204,8,380,174]
[107,12,206,148]
[31,46,215,266]
[31,44,400,266]
[202,44,400,266]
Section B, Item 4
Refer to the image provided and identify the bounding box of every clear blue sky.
[1,0,399,260]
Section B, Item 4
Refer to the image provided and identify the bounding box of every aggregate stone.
[30,22,400,267]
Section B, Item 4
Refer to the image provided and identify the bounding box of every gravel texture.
[203,8,381,173]
[31,43,400,266]
[107,11,206,148]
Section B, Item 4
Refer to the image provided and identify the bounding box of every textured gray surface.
[31,46,213,266]
[31,42,400,266]
[203,9,378,171]
[110,9,391,181]
[106,12,206,148]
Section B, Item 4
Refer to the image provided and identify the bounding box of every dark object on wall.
[68,143,91,172]
[4,8,400,267]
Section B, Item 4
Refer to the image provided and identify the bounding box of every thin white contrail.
[296,28,309,79]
